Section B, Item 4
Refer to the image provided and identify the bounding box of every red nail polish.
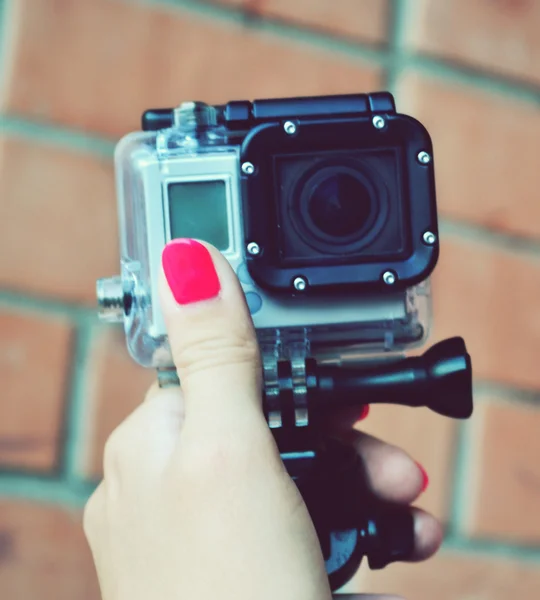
[162,239,221,304]
[416,461,429,492]
[358,404,370,421]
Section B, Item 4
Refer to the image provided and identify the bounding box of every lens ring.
[300,167,378,243]
[289,160,389,255]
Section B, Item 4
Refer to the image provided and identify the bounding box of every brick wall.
[0,1,539,598]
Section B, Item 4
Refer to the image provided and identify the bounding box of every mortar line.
[384,0,410,93]
[0,474,96,509]
[144,0,247,24]
[439,219,540,259]
[473,381,540,406]
[58,321,95,487]
[0,115,115,158]
[0,0,11,102]
[442,535,540,562]
[0,0,5,40]
[446,418,474,537]
[410,54,540,106]
[0,289,100,322]
[246,18,390,69]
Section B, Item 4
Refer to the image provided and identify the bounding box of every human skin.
[83,239,442,600]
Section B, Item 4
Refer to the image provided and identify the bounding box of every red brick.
[405,0,540,85]
[431,236,540,390]
[0,136,118,304]
[0,310,72,471]
[0,500,100,599]
[345,550,540,599]
[396,72,540,239]
[253,0,389,44]
[466,397,540,543]
[80,326,156,480]
[1,0,382,139]
[357,405,457,522]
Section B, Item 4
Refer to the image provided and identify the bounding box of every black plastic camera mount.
[263,335,473,591]
[157,336,473,591]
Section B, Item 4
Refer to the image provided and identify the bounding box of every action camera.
[99,93,438,371]
[97,92,473,590]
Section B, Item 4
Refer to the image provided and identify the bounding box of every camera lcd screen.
[167,180,229,251]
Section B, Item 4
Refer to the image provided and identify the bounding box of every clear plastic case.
[103,112,432,369]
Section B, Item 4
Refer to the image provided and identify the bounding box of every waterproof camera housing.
[98,93,439,375]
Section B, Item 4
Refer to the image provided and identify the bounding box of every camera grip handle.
[282,439,415,591]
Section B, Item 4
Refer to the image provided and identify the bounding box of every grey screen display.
[167,180,229,251]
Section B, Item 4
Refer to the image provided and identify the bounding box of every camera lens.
[308,173,372,238]
[289,162,387,255]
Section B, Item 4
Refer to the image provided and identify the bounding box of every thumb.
[159,238,264,429]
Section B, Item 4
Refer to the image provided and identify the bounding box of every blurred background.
[0,0,539,598]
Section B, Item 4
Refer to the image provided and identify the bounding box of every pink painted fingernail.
[162,239,221,305]
[416,461,429,492]
[358,404,370,421]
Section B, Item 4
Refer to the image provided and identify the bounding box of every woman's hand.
[84,239,442,600]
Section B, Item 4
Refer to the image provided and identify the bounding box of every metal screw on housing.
[382,271,396,286]
[293,277,308,291]
[423,231,437,245]
[284,121,297,135]
[96,277,125,323]
[247,242,261,256]
[417,151,431,165]
[372,116,385,130]
[242,162,255,175]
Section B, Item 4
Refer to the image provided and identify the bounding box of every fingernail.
[416,461,429,492]
[358,404,370,421]
[162,239,221,305]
